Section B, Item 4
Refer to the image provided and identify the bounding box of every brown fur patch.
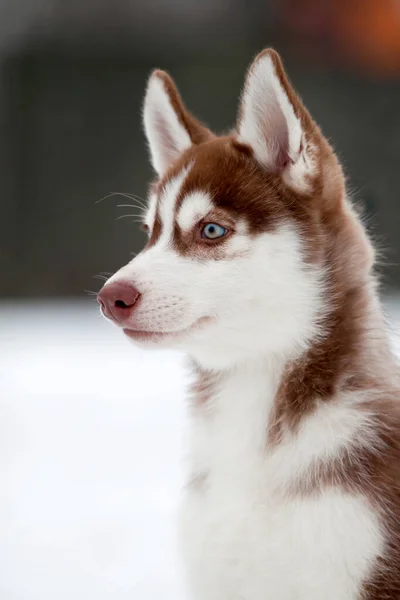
[282,397,400,599]
[155,134,325,261]
[360,405,400,599]
[189,360,222,408]
[146,210,162,248]
[268,284,386,444]
[174,138,285,231]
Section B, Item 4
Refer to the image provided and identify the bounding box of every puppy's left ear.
[237,49,320,193]
[143,70,213,177]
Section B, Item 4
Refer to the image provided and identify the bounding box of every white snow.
[0,297,399,600]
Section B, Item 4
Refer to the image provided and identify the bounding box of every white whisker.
[92,274,109,282]
[117,204,146,213]
[95,192,147,209]
[116,213,145,221]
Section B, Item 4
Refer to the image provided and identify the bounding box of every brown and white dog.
[98,49,400,599]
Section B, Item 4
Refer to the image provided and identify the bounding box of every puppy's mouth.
[123,328,181,341]
[122,316,212,342]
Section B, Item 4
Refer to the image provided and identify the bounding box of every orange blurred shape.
[336,0,400,74]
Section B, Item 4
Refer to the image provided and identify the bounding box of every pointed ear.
[143,70,213,176]
[237,49,319,192]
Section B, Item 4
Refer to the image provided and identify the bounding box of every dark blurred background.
[1,0,399,298]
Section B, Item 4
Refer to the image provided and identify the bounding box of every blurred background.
[1,1,400,599]
[1,0,400,296]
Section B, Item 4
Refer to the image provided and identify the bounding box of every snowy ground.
[1,298,400,600]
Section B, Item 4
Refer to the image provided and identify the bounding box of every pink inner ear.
[263,100,291,172]
[154,110,180,162]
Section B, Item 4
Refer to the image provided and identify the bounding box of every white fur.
[144,192,157,231]
[143,74,192,176]
[158,167,192,244]
[179,367,384,600]
[238,52,316,192]
[177,192,214,231]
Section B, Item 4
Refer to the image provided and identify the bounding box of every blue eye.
[201,223,227,240]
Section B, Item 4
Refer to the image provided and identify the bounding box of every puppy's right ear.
[237,49,319,193]
[143,70,213,177]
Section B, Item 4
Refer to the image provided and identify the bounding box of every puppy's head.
[98,49,372,369]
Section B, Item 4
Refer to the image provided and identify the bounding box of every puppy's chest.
[186,370,276,493]
[180,373,382,599]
